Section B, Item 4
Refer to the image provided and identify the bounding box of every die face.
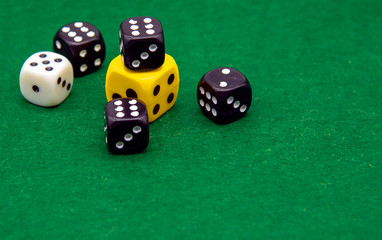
[105,54,179,122]
[53,22,106,77]
[20,52,74,107]
[120,17,165,70]
[145,87,178,122]
[197,67,252,124]
[197,84,221,121]
[120,17,163,40]
[121,40,164,70]
[203,67,249,91]
[104,98,149,154]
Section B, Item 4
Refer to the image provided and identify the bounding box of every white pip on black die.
[197,67,252,124]
[104,98,149,154]
[119,16,165,70]
[53,21,106,77]
[19,51,74,107]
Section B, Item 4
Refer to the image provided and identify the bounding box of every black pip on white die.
[53,22,106,77]
[197,67,252,124]
[104,98,149,154]
[120,16,165,70]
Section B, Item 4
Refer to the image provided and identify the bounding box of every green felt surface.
[1,0,382,239]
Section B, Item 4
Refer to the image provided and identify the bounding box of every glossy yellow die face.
[105,54,179,122]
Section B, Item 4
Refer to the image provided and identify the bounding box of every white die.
[19,51,74,107]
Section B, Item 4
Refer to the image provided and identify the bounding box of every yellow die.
[105,54,179,122]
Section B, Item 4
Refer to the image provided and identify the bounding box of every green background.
[1,0,381,239]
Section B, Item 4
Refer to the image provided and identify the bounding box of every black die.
[53,21,106,77]
[119,16,165,70]
[104,98,149,154]
[197,67,252,124]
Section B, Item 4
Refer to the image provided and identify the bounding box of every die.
[53,21,106,77]
[197,67,252,124]
[19,51,74,107]
[119,16,165,70]
[104,98,149,154]
[105,54,179,122]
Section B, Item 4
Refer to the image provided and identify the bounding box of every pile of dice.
[104,16,179,154]
[19,17,252,155]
